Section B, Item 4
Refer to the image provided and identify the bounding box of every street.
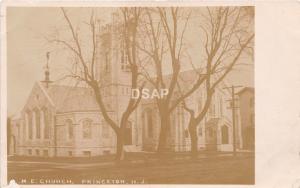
[7,152,254,184]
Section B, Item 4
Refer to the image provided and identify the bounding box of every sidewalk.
[8,151,254,166]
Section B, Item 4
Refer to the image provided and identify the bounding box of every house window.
[68,151,73,157]
[66,120,73,139]
[221,125,229,144]
[43,150,48,157]
[82,120,92,139]
[35,149,40,156]
[34,109,41,139]
[83,151,91,157]
[28,149,32,155]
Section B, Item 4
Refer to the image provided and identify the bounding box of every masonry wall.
[55,111,118,157]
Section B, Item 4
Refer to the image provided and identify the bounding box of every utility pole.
[224,85,242,156]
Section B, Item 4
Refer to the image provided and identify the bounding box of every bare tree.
[138,7,194,153]
[179,7,254,158]
[134,6,253,156]
[47,7,143,161]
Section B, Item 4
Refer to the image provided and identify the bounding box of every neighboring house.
[236,87,255,151]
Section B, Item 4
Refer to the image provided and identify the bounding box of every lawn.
[8,152,254,184]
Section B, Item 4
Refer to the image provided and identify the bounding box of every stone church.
[8,13,252,157]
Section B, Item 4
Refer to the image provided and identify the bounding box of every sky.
[7,7,254,116]
[7,7,113,116]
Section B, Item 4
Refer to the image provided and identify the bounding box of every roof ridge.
[49,84,90,89]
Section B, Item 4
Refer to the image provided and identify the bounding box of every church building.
[8,13,250,157]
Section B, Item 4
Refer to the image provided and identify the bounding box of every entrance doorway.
[205,127,217,151]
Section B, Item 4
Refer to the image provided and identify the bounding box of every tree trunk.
[115,131,125,161]
[188,120,198,159]
[157,112,170,154]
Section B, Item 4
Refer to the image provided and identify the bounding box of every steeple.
[42,52,52,88]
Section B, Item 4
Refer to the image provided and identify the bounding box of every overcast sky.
[7,7,254,116]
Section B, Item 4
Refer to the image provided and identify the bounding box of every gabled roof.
[40,83,99,113]
[148,68,229,94]
[10,111,22,121]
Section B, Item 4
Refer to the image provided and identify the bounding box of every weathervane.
[42,52,52,88]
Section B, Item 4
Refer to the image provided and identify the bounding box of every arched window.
[209,95,216,116]
[82,119,92,139]
[34,109,41,139]
[198,92,203,112]
[66,119,73,139]
[219,97,223,117]
[105,51,110,73]
[27,111,33,139]
[184,129,189,138]
[221,125,229,144]
[147,110,153,138]
[102,120,109,138]
[120,41,130,72]
[42,108,50,139]
[209,103,215,116]
[16,123,20,140]
[198,126,203,136]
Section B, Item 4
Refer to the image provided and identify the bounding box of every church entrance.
[124,121,132,145]
[205,127,217,151]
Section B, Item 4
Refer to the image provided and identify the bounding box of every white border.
[3,1,253,187]
[5,1,300,188]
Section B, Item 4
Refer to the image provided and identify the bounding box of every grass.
[8,152,254,184]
